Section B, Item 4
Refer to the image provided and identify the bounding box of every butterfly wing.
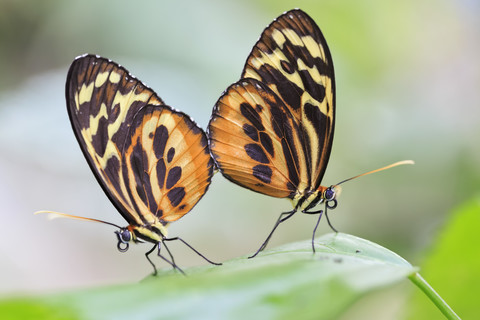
[208,78,308,198]
[123,105,213,224]
[242,9,335,190]
[66,54,212,227]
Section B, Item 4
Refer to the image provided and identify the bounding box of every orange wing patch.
[123,105,213,225]
[209,78,308,198]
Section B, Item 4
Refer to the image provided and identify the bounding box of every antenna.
[333,160,414,187]
[34,210,122,229]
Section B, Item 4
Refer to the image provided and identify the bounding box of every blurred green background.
[0,0,478,318]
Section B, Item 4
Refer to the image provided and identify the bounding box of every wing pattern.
[66,54,213,235]
[209,79,307,198]
[243,9,335,191]
[123,105,213,224]
[208,9,335,200]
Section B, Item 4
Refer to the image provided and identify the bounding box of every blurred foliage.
[406,196,480,319]
[0,0,57,88]
[0,233,417,320]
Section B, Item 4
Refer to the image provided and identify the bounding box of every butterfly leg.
[145,244,159,276]
[158,240,186,275]
[324,212,338,233]
[163,237,222,266]
[249,209,297,259]
[145,242,185,276]
[324,200,338,233]
[302,209,324,253]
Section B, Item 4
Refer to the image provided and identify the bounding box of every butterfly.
[207,9,412,257]
[38,54,220,274]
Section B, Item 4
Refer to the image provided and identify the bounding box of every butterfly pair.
[39,9,411,274]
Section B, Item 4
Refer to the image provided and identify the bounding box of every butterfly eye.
[115,228,131,252]
[324,187,336,202]
[324,187,338,211]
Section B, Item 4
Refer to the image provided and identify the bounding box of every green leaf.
[0,233,417,320]
[406,196,480,319]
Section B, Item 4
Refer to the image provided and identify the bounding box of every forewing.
[66,54,164,225]
[123,105,214,224]
[242,9,335,189]
[208,78,308,199]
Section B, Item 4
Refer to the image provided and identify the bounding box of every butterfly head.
[306,185,341,211]
[115,227,134,252]
[322,185,342,208]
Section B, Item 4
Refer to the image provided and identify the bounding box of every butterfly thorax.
[292,185,339,211]
[133,222,169,243]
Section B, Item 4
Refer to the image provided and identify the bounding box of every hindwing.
[123,105,213,224]
[208,78,308,198]
[242,9,335,190]
[66,54,213,227]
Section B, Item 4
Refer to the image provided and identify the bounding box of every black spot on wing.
[167,147,175,163]
[156,158,166,189]
[259,132,274,157]
[91,116,109,157]
[245,143,269,164]
[153,125,168,159]
[240,103,264,131]
[252,165,272,184]
[166,166,182,189]
[243,123,259,142]
[167,187,185,207]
